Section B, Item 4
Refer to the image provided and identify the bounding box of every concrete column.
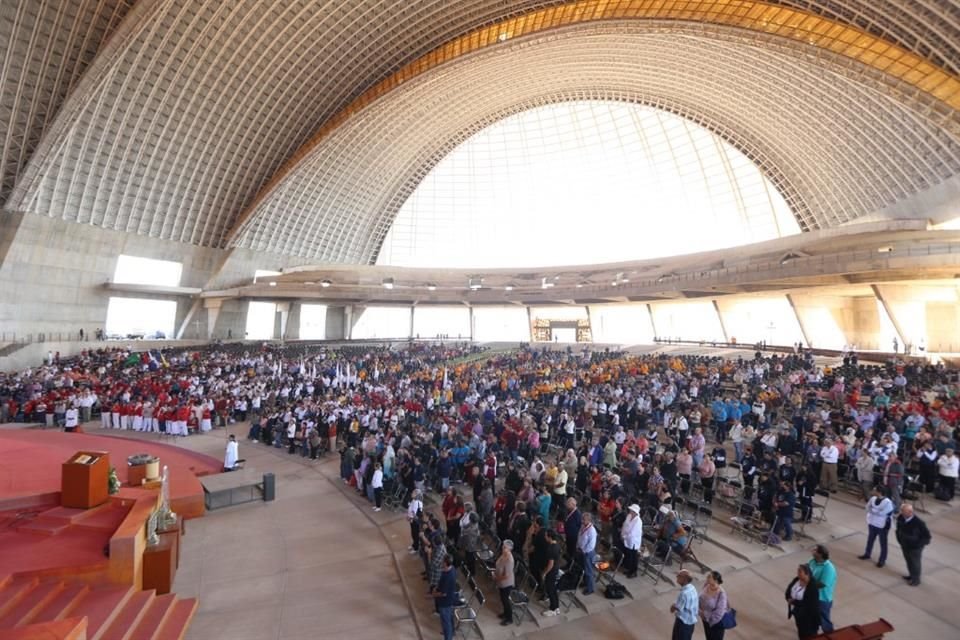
[409,306,416,339]
[276,302,291,341]
[344,305,355,340]
[646,304,658,339]
[286,302,301,340]
[469,306,475,341]
[526,306,533,342]
[204,299,224,340]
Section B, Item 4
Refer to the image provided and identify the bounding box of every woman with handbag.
[785,564,821,639]
[699,571,731,640]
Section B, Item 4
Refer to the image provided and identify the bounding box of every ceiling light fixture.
[541,277,554,289]
[304,281,314,286]
[877,246,893,253]
[268,281,277,287]
[468,277,483,290]
[382,277,394,290]
[320,279,332,288]
[504,284,514,291]
[426,283,437,291]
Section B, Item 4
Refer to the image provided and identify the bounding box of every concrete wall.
[0,211,317,341]
[0,212,221,339]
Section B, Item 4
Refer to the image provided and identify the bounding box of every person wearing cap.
[621,504,643,579]
[670,569,699,640]
[495,539,515,625]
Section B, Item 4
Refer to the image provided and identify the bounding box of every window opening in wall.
[105,298,177,339]
[113,255,182,287]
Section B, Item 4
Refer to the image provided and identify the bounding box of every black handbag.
[721,608,737,629]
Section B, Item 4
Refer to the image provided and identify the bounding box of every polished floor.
[98,424,960,640]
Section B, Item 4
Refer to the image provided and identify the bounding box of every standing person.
[430,554,458,640]
[819,438,839,493]
[64,404,79,433]
[785,564,821,639]
[858,486,894,567]
[699,571,729,640]
[895,503,932,586]
[936,448,958,500]
[371,462,384,512]
[223,434,239,471]
[621,504,643,579]
[883,454,905,509]
[774,480,797,541]
[407,490,424,554]
[807,545,836,633]
[541,529,562,617]
[578,512,597,595]
[563,497,582,569]
[670,569,699,640]
[495,540,515,626]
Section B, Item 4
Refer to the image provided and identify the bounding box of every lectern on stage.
[61,450,110,509]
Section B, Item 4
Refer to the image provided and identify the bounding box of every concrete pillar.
[205,299,223,340]
[286,302,301,340]
[409,306,416,339]
[325,306,347,340]
[646,304,658,339]
[469,306,475,341]
[276,302,291,341]
[176,299,202,339]
[526,306,533,342]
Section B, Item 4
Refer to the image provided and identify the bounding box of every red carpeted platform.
[0,430,221,519]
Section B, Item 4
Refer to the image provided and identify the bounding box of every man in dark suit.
[895,503,932,586]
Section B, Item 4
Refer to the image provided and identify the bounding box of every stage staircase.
[0,575,197,640]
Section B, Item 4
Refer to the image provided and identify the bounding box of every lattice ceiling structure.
[2,0,959,265]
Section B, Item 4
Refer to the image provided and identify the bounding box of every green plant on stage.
[108,466,121,495]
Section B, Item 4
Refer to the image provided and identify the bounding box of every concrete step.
[127,593,177,640]
[70,585,134,640]
[154,598,198,640]
[99,589,155,640]
[0,580,64,627]
[30,582,89,623]
[0,577,39,618]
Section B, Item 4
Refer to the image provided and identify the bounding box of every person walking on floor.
[699,571,729,640]
[858,486,894,567]
[670,569,699,640]
[786,564,821,639]
[495,540,515,626]
[896,503,932,586]
[807,545,836,633]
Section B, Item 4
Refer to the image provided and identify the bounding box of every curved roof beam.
[228,24,960,263]
[224,0,960,246]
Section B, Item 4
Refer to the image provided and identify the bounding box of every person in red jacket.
[111,400,122,429]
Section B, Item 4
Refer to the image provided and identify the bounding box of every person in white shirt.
[407,490,424,553]
[621,504,643,578]
[858,486,894,567]
[64,405,79,433]
[820,439,839,492]
[937,449,958,500]
[371,463,384,511]
[223,435,239,471]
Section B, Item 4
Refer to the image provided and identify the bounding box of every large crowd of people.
[0,339,957,639]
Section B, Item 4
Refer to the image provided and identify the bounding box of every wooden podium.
[61,451,110,509]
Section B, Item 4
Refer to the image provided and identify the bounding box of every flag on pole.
[442,366,448,389]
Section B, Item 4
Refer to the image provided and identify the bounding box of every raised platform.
[0,430,222,520]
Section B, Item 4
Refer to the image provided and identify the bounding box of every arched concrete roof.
[2,1,959,258]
